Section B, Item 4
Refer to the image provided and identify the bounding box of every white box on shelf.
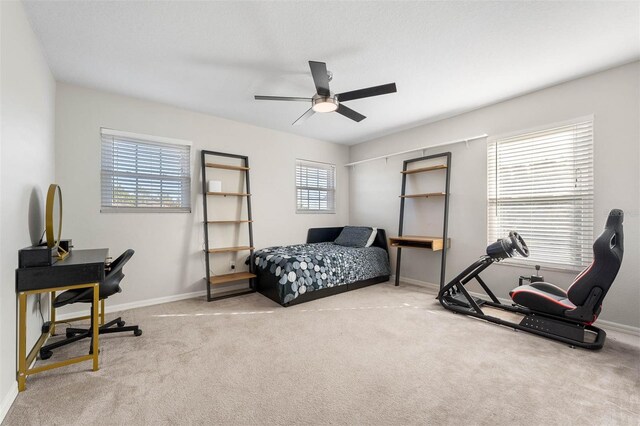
[208,180,222,193]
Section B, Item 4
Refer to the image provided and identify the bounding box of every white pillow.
[365,227,378,247]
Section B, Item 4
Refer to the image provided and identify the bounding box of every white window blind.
[101,129,191,213]
[296,159,336,214]
[487,119,594,270]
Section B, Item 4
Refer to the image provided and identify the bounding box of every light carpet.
[3,282,639,425]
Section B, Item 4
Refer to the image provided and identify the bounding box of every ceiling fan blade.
[336,104,366,122]
[255,95,312,102]
[337,83,397,102]
[292,108,315,126]
[309,61,330,96]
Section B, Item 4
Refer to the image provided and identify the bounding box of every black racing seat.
[510,209,624,324]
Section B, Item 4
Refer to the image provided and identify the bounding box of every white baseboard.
[0,382,18,424]
[596,319,640,336]
[391,275,440,291]
[56,290,207,321]
[392,275,640,336]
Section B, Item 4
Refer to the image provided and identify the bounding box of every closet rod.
[344,134,488,167]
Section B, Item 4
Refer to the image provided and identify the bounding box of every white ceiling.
[24,1,639,145]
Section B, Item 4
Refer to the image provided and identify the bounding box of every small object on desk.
[45,184,69,260]
[18,245,57,268]
[59,239,73,253]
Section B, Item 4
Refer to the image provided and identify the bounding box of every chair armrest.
[529,282,567,297]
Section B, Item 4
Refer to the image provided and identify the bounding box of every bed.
[252,227,391,306]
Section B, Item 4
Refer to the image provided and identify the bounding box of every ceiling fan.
[254,61,397,125]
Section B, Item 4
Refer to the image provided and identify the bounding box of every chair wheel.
[40,350,53,360]
[117,321,126,327]
[134,329,142,336]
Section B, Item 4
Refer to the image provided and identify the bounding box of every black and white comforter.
[253,242,390,304]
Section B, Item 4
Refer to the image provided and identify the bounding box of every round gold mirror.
[45,184,65,258]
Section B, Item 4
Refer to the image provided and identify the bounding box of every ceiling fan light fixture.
[311,96,339,113]
[254,60,396,125]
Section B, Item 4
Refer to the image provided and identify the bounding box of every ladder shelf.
[391,152,451,289]
[201,150,256,302]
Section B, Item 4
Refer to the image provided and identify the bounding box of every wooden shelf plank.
[206,192,251,197]
[206,220,253,223]
[401,164,447,174]
[400,192,447,198]
[206,246,254,254]
[205,162,249,171]
[207,288,255,301]
[388,236,451,251]
[206,220,254,224]
[208,271,256,286]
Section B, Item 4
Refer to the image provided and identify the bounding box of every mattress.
[253,242,390,304]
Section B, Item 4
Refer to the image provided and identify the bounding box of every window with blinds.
[101,129,191,213]
[487,119,594,270]
[295,159,336,214]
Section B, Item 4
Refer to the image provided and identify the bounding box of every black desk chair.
[40,249,142,360]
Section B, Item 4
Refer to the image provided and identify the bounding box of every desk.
[388,235,449,251]
[15,248,108,391]
[388,236,451,286]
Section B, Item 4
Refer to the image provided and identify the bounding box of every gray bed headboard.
[306,227,389,254]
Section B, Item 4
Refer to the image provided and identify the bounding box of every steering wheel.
[509,231,529,257]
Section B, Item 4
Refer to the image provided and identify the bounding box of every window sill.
[101,207,191,213]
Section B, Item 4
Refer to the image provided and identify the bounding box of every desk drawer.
[16,264,104,292]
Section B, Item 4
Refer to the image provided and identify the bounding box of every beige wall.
[54,84,349,313]
[0,0,56,418]
[349,61,640,329]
